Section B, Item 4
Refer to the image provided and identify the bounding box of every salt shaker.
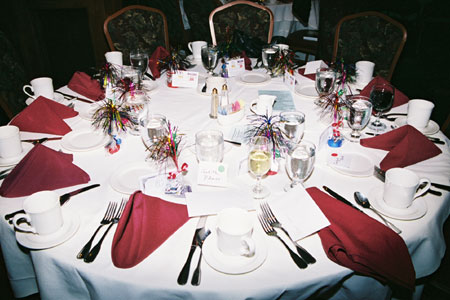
[221,84,229,106]
[210,88,219,119]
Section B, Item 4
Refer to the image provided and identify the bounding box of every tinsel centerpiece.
[271,49,299,77]
[245,114,287,158]
[158,48,194,87]
[92,98,136,135]
[92,62,121,89]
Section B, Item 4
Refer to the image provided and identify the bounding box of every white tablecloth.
[1,64,449,300]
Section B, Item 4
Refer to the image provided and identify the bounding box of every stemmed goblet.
[285,140,316,191]
[201,44,219,75]
[280,111,305,150]
[248,136,272,199]
[130,49,149,89]
[345,96,373,142]
[315,68,336,97]
[261,47,278,77]
[368,83,394,131]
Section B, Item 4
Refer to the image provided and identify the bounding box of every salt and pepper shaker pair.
[210,84,229,119]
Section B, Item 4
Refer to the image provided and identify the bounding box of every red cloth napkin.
[148,46,170,79]
[298,68,316,81]
[241,51,252,71]
[68,71,104,101]
[0,144,90,198]
[307,187,415,290]
[360,125,441,171]
[111,191,189,268]
[10,96,77,135]
[359,76,409,108]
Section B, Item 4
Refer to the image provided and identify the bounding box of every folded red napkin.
[360,125,441,171]
[148,46,170,79]
[298,68,316,81]
[0,144,90,198]
[10,96,77,135]
[307,187,415,290]
[68,71,104,101]
[240,51,252,71]
[112,191,189,268]
[359,76,409,108]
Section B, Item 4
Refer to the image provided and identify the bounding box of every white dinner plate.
[25,92,66,106]
[61,130,109,152]
[15,212,80,250]
[110,162,156,194]
[394,116,440,136]
[76,103,101,121]
[238,72,271,85]
[203,231,267,274]
[0,142,34,167]
[369,188,427,220]
[327,152,373,177]
[294,83,318,99]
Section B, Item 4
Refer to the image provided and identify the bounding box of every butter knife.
[323,186,363,212]
[5,184,100,221]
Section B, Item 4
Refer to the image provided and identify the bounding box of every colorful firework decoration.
[91,98,136,135]
[271,49,300,77]
[92,62,121,89]
[245,114,287,158]
[157,48,195,74]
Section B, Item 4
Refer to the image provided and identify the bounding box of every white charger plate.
[61,130,109,152]
[238,72,271,85]
[15,212,79,250]
[369,188,427,220]
[394,116,439,136]
[110,162,156,194]
[327,152,373,177]
[202,231,267,274]
[0,142,34,167]
[294,83,318,99]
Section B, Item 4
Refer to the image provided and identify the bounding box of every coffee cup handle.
[188,42,193,53]
[23,85,35,99]
[414,178,431,199]
[240,236,256,257]
[12,213,36,234]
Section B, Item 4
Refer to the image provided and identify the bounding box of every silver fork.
[260,202,316,264]
[84,199,127,263]
[77,201,116,259]
[258,214,307,269]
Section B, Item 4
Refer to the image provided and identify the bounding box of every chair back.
[103,5,170,60]
[332,11,407,81]
[209,0,274,45]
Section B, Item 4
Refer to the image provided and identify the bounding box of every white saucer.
[61,129,109,152]
[202,231,267,274]
[25,92,65,106]
[327,152,373,177]
[0,142,34,167]
[294,83,318,99]
[369,187,427,220]
[110,161,156,194]
[15,212,80,250]
[238,72,271,85]
[394,116,440,136]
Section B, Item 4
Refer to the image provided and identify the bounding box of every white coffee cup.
[206,76,226,95]
[251,95,276,116]
[406,99,434,130]
[23,77,54,99]
[105,51,123,66]
[0,125,23,159]
[188,41,207,61]
[216,207,255,257]
[12,191,64,235]
[274,43,289,51]
[383,168,431,209]
[355,61,375,86]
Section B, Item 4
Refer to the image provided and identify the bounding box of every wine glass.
[262,47,277,76]
[344,96,373,142]
[285,140,316,191]
[368,83,394,131]
[248,136,272,199]
[279,111,305,150]
[315,68,336,97]
[201,44,219,75]
[130,49,149,89]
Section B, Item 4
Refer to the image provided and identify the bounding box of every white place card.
[226,58,245,77]
[197,162,228,187]
[304,60,328,75]
[171,70,199,88]
[284,72,296,93]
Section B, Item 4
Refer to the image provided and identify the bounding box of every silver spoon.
[354,191,402,234]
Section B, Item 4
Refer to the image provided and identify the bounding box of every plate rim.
[295,83,318,99]
[109,161,156,194]
[61,129,109,152]
[394,116,440,135]
[0,142,34,167]
[239,72,271,85]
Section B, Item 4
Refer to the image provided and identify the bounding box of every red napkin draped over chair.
[148,46,170,79]
[307,187,415,290]
[68,71,104,101]
[298,68,316,81]
[360,125,441,171]
[0,144,90,198]
[240,51,252,71]
[359,76,409,108]
[111,191,189,268]
[10,96,77,135]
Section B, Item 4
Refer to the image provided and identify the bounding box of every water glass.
[201,44,219,75]
[145,113,167,142]
[345,96,372,142]
[130,49,149,88]
[279,111,305,148]
[285,140,316,191]
[248,136,271,199]
[262,47,277,76]
[123,90,149,136]
[315,68,336,97]
[368,83,394,131]
[195,130,224,162]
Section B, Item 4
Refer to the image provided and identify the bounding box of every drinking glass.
[345,96,373,142]
[261,47,277,76]
[201,44,219,75]
[195,130,224,162]
[315,68,336,97]
[145,113,167,143]
[368,83,394,131]
[285,140,316,191]
[123,90,149,136]
[130,49,149,88]
[280,111,305,149]
[248,136,272,199]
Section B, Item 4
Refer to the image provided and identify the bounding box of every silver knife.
[5,184,100,221]
[177,216,207,285]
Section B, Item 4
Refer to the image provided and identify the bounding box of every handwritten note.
[197,162,228,187]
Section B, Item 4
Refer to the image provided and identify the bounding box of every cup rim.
[23,191,59,214]
[0,125,19,138]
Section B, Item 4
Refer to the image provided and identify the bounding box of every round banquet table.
[1,62,449,300]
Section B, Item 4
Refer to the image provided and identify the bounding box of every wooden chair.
[209,0,274,46]
[332,11,407,82]
[103,5,170,61]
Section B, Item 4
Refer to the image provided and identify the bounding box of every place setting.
[23,77,67,105]
[0,125,34,167]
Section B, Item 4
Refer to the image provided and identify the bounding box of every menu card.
[258,90,295,111]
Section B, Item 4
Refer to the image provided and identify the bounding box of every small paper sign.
[197,162,228,187]
[284,72,296,93]
[304,60,328,75]
[227,58,245,77]
[171,71,199,88]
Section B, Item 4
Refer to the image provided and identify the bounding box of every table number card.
[304,60,328,75]
[171,71,199,88]
[284,72,296,93]
[197,162,228,187]
[226,58,245,77]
